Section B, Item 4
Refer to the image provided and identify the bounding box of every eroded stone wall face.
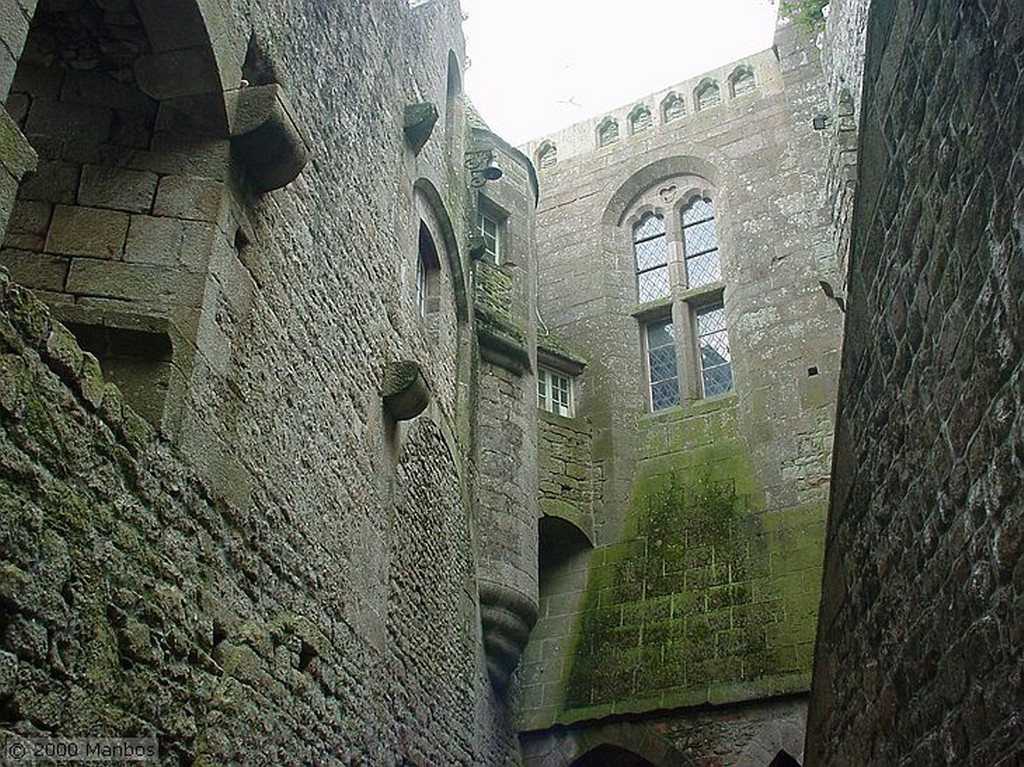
[0,0,526,764]
[806,1,1024,764]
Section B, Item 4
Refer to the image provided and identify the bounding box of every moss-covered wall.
[552,399,824,723]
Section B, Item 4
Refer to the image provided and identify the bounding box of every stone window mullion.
[674,300,701,402]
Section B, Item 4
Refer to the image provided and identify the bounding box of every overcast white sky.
[459,0,781,145]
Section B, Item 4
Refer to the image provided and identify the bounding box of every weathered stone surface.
[44,204,128,258]
[77,164,157,213]
[518,22,841,762]
[805,1,1024,765]
[0,2,526,764]
[152,175,225,222]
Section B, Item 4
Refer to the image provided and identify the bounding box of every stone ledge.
[227,84,310,193]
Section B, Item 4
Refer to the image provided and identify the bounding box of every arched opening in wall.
[768,750,801,767]
[537,516,592,637]
[417,221,441,317]
[539,515,591,582]
[570,744,656,767]
[0,0,231,432]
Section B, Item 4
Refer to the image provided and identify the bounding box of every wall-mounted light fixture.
[812,112,831,131]
[465,149,503,187]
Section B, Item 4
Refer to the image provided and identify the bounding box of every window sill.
[680,281,725,303]
[644,390,738,419]
[631,296,673,319]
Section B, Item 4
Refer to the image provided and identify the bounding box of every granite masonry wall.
[805,0,1024,764]
[0,0,536,764]
[519,20,844,767]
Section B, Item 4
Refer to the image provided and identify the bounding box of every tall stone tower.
[516,20,845,766]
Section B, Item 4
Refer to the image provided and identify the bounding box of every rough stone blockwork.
[0,274,485,764]
[807,0,1024,764]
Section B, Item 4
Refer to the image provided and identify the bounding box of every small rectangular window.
[538,368,573,417]
[477,211,500,263]
[645,319,680,411]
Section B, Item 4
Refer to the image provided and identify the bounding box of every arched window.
[629,104,652,134]
[661,92,685,122]
[416,222,441,316]
[695,80,721,111]
[597,117,619,147]
[730,66,756,96]
[681,196,721,288]
[536,141,557,170]
[633,213,669,303]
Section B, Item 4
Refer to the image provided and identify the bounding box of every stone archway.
[571,743,657,767]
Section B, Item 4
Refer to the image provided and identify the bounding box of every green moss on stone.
[557,419,828,720]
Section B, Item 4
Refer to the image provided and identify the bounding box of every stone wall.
[0,0,534,763]
[520,19,845,764]
[537,411,598,527]
[805,0,1024,764]
[0,276,488,764]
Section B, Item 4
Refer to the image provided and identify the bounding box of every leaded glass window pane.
[682,198,721,289]
[635,236,667,271]
[634,213,669,302]
[697,306,727,335]
[703,364,734,397]
[682,197,715,226]
[684,219,718,255]
[638,267,670,303]
[651,379,681,411]
[696,304,733,397]
[646,320,680,411]
[687,251,721,288]
[634,213,665,241]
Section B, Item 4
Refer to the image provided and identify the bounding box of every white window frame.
[538,367,574,417]
[477,210,499,264]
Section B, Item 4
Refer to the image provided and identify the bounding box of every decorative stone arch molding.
[596,116,620,148]
[729,64,757,97]
[536,140,558,170]
[628,103,653,134]
[413,178,468,324]
[660,90,686,122]
[603,155,720,227]
[694,77,722,111]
